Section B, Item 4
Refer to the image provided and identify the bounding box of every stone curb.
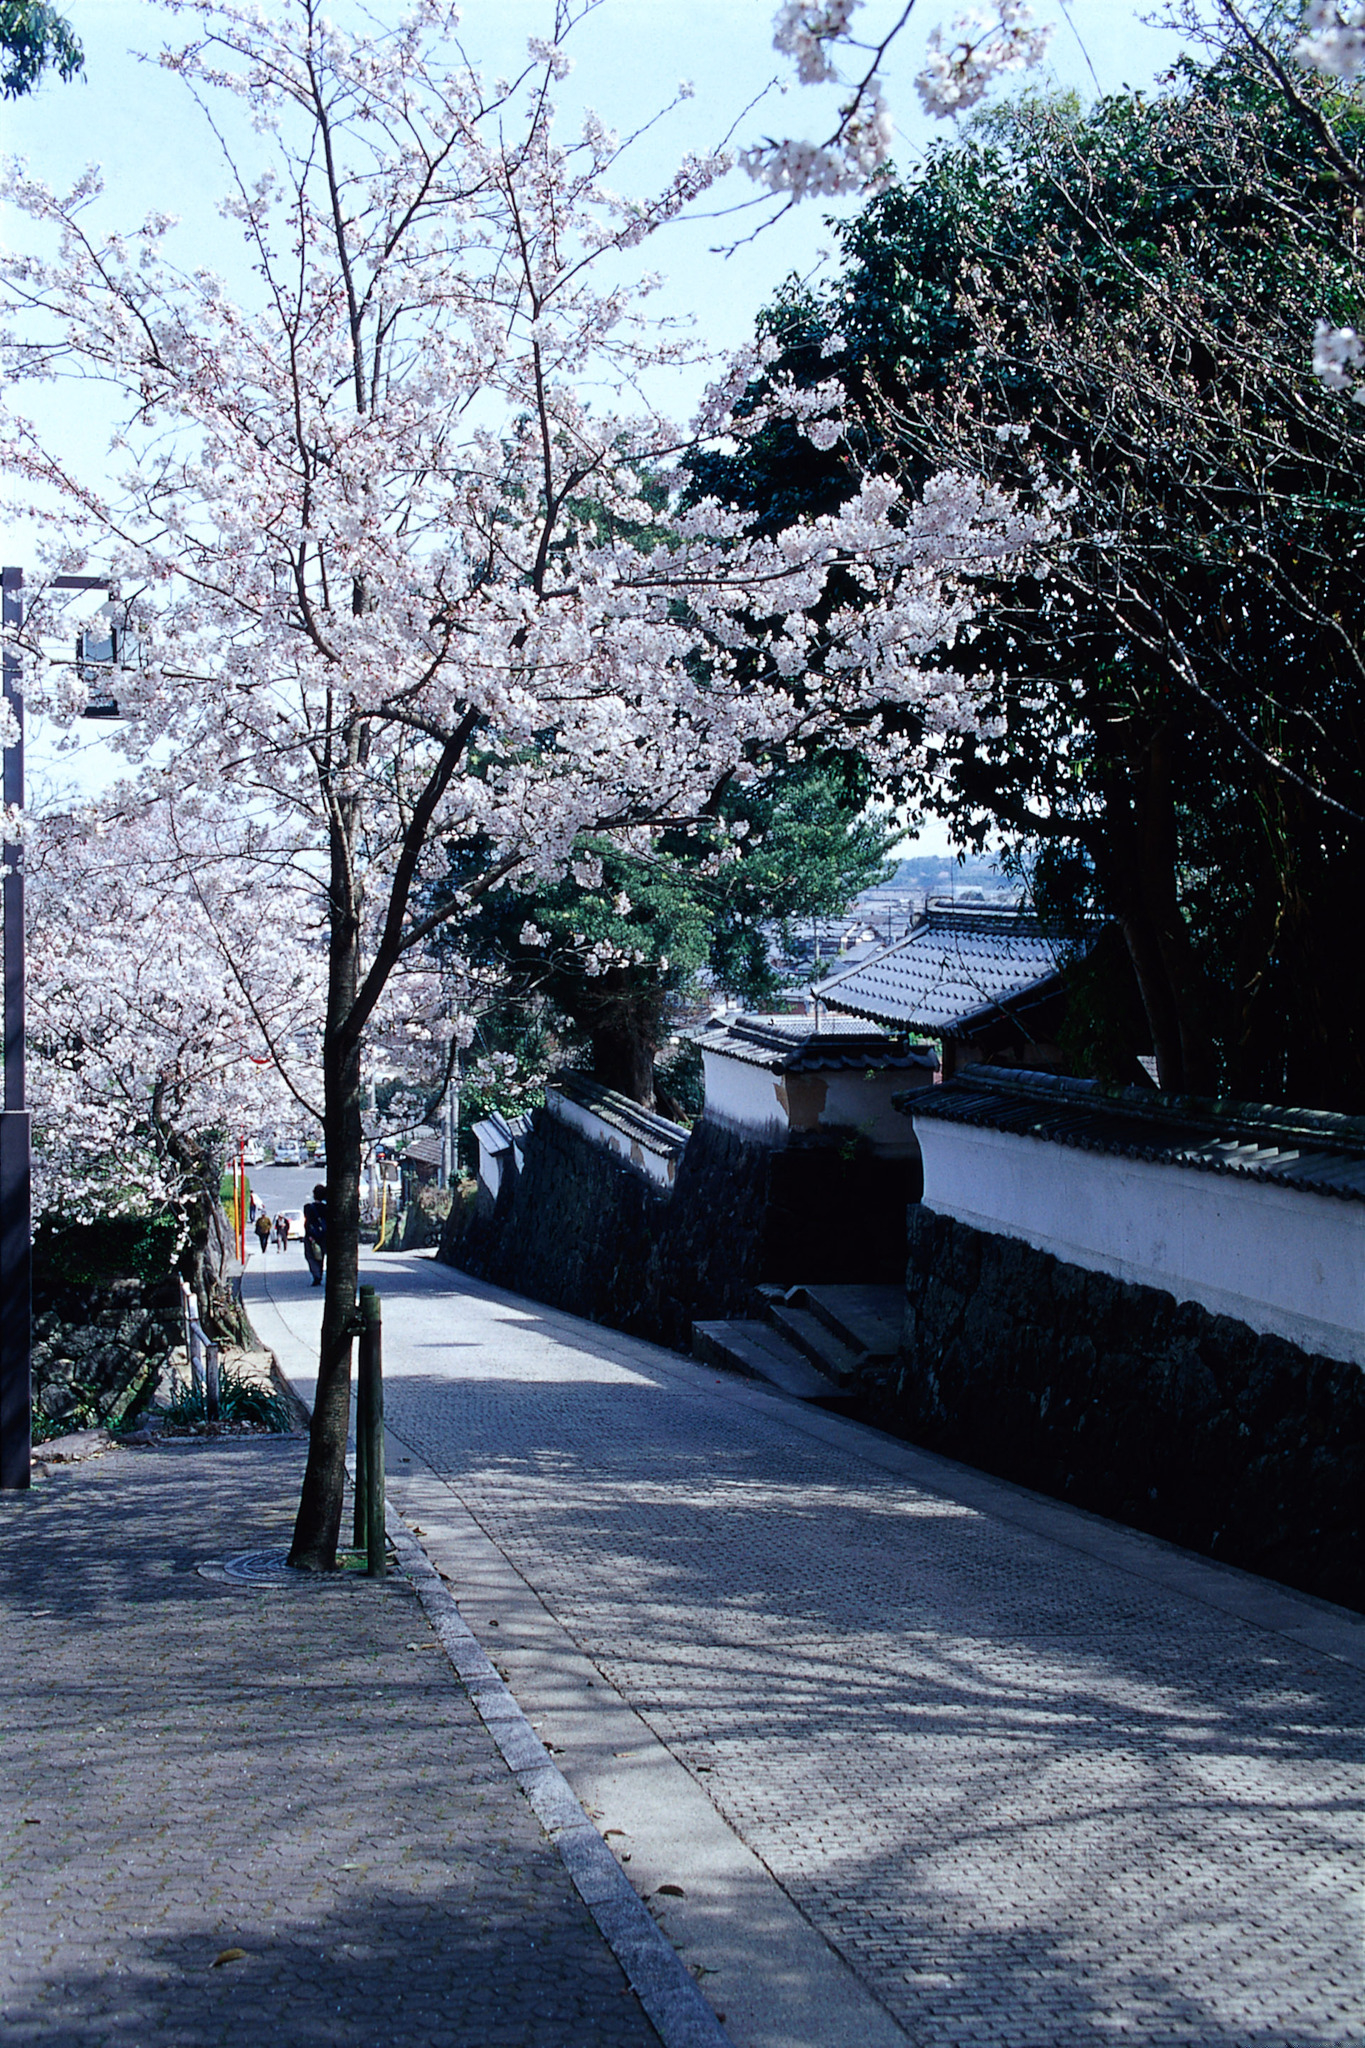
[383,1504,734,2048]
[30,1425,117,1466]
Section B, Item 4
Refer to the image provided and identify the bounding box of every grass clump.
[160,1366,295,1435]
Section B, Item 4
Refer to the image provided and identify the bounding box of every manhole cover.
[197,1550,299,1586]
[197,1549,394,1586]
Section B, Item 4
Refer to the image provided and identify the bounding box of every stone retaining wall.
[32,1274,184,1435]
[439,1106,914,1351]
[859,1207,1365,1611]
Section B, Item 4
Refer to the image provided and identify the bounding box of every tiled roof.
[471,1110,531,1155]
[402,1133,443,1169]
[546,1070,689,1158]
[690,1011,938,1075]
[896,1067,1365,1203]
[813,907,1064,1035]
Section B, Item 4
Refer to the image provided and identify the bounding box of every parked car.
[274,1140,304,1165]
[242,1140,265,1166]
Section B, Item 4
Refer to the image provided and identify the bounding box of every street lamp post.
[0,567,30,1489]
[0,571,118,1489]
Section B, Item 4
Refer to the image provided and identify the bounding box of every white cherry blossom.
[746,0,1052,201]
[1298,1,1365,80]
[0,0,1048,1565]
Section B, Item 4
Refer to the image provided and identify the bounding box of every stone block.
[867,1214,1365,1610]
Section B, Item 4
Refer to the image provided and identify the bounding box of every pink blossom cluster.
[915,3,1054,119]
[26,799,322,1217]
[1312,317,1365,401]
[745,0,1052,201]
[1298,1,1365,81]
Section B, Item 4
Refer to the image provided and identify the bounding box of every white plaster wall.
[916,1119,1365,1367]
[545,1090,678,1189]
[820,1067,932,1154]
[701,1051,786,1139]
[703,1049,934,1153]
[472,1122,507,1202]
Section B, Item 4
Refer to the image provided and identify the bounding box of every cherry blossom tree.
[1298,0,1365,79]
[27,797,323,1319]
[0,0,1048,1566]
[745,0,1053,206]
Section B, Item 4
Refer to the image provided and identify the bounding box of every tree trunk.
[590,1001,658,1107]
[1117,906,1187,1091]
[151,1088,251,1344]
[1102,725,1219,1096]
[289,812,364,1571]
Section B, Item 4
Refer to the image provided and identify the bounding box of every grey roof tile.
[898,1066,1365,1203]
[813,908,1064,1034]
[689,1011,938,1075]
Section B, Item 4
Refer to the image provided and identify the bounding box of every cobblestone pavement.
[0,1437,661,2047]
[263,1255,1365,2048]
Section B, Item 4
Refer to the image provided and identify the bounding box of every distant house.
[689,1011,937,1154]
[469,1108,532,1214]
[398,1130,443,1203]
[812,903,1076,1080]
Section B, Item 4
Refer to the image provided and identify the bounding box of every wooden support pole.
[353,1307,369,1553]
[356,1285,385,1577]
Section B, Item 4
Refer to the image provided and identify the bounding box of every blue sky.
[4,1,1192,381]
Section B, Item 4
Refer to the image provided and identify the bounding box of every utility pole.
[437,1032,460,1192]
[0,568,30,1488]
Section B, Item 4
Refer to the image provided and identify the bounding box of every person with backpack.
[254,1211,271,1256]
[302,1183,327,1286]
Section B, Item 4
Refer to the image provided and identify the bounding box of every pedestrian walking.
[303,1183,327,1287]
[274,1212,290,1253]
[254,1211,271,1256]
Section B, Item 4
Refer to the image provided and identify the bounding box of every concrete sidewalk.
[250,1248,1365,2048]
[0,1434,670,2046]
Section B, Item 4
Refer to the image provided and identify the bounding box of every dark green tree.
[440,767,896,1113]
[692,45,1365,1109]
[1,1,82,97]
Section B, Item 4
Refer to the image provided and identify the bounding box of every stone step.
[765,1302,862,1388]
[691,1321,850,1405]
[792,1284,902,1361]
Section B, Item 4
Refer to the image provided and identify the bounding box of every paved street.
[252,1247,1365,2048]
[0,1434,662,2047]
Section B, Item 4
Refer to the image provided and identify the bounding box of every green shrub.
[35,1212,181,1290]
[160,1366,294,1434]
[32,1389,104,1443]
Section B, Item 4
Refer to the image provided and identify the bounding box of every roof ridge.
[958,1065,1365,1151]
[547,1068,690,1149]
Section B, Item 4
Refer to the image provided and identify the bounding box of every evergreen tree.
[693,45,1365,1107]
[0,2,82,97]
[440,767,896,1112]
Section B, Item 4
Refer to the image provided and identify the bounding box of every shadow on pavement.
[0,1442,662,2048]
